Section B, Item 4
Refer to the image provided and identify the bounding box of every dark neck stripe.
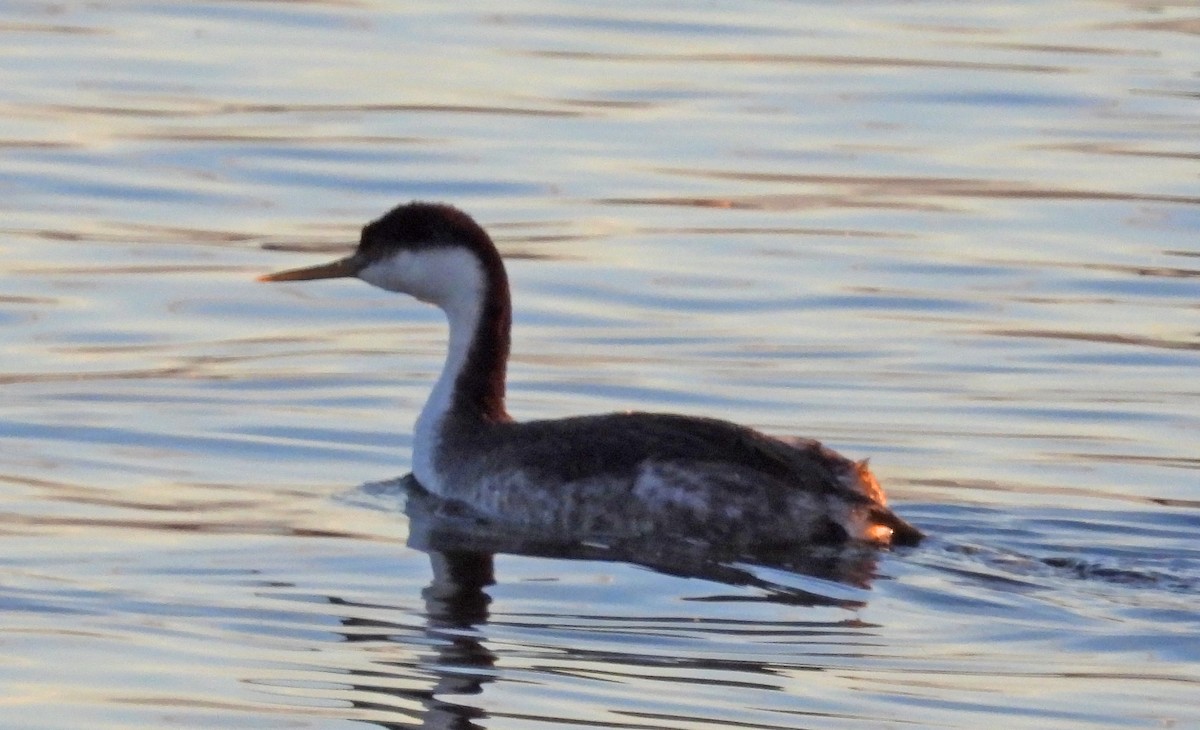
[452,226,511,422]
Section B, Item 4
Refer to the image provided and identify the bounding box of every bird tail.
[840,458,923,547]
[869,507,924,547]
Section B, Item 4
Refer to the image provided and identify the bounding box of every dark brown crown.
[356,202,495,263]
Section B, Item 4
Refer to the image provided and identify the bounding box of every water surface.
[1,1,1197,728]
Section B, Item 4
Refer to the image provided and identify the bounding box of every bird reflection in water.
[327,475,892,729]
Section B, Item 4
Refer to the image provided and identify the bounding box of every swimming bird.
[259,202,922,548]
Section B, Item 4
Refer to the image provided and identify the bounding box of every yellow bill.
[257,255,361,282]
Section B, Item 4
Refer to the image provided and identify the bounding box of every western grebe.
[260,202,922,548]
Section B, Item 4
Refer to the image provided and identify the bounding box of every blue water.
[1,1,1197,728]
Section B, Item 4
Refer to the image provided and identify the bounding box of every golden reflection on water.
[0,0,1198,728]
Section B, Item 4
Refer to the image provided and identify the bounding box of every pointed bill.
[257,255,362,282]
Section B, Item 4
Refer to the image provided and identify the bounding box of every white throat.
[358,247,488,495]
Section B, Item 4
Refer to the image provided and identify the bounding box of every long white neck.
[357,246,509,495]
[412,285,483,493]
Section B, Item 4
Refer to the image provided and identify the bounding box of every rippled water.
[2,1,1197,728]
